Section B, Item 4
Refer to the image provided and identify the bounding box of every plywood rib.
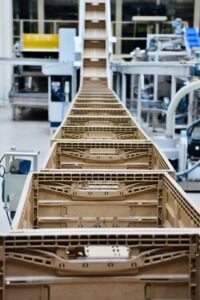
[84,29,106,39]
[85,12,106,21]
[84,48,106,59]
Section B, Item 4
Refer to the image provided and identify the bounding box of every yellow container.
[22,33,59,49]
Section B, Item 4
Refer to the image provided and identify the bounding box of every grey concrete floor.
[0,105,50,232]
[0,105,50,168]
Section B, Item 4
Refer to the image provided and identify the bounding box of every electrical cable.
[0,154,5,164]
[187,118,200,138]
[0,164,5,178]
[176,160,200,178]
[4,207,12,225]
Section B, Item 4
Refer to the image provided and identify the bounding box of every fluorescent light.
[132,16,167,22]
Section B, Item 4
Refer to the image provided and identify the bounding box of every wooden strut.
[6,247,189,275]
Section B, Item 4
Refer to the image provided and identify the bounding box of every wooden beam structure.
[1,1,200,299]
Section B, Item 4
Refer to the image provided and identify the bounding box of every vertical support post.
[116,72,120,97]
[72,68,77,100]
[137,75,142,124]
[130,74,135,111]
[53,21,57,34]
[194,0,200,28]
[48,76,51,122]
[122,73,126,106]
[171,75,176,103]
[37,0,45,33]
[79,0,85,40]
[130,74,134,101]
[20,20,23,40]
[170,75,177,130]
[155,23,159,35]
[33,154,38,171]
[154,74,158,101]
[152,74,158,128]
[188,90,194,125]
[112,73,115,91]
[116,0,122,55]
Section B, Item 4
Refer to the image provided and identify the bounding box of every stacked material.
[1,1,200,299]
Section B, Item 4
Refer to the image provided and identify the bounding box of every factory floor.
[0,104,50,232]
[0,104,50,168]
[0,104,199,233]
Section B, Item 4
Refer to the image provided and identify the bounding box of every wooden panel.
[12,172,200,230]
